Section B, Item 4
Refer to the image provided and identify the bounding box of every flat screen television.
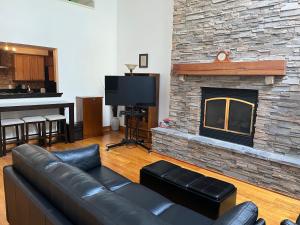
[105,76,156,106]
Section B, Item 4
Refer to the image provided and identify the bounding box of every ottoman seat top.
[142,160,236,202]
[142,160,180,178]
[188,177,236,201]
[164,167,205,188]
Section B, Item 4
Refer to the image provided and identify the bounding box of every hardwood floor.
[0,132,299,225]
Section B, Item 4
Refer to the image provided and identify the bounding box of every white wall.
[0,0,174,129]
[0,0,117,126]
[117,0,174,122]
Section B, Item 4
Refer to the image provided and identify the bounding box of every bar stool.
[1,119,25,155]
[22,116,47,146]
[45,115,68,146]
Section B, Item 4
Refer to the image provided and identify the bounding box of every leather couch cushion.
[159,204,214,225]
[164,167,205,187]
[45,162,168,225]
[84,190,171,225]
[141,160,180,178]
[43,162,169,225]
[188,177,236,201]
[45,162,106,198]
[115,183,174,215]
[213,202,258,225]
[53,144,100,171]
[87,166,131,191]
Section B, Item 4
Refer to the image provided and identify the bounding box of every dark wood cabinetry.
[76,97,103,139]
[14,54,45,81]
[125,73,160,143]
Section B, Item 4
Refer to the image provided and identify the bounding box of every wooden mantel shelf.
[173,60,287,76]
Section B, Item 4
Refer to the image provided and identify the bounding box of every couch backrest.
[12,144,168,225]
[53,144,101,171]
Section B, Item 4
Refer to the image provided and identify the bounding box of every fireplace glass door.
[200,87,258,147]
[204,98,254,135]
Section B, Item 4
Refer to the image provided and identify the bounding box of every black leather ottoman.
[140,160,237,219]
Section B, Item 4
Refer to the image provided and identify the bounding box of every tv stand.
[106,108,151,152]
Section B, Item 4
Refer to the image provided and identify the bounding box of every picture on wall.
[139,54,148,68]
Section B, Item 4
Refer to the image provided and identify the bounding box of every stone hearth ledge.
[152,127,300,169]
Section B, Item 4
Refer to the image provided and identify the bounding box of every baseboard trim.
[103,126,125,133]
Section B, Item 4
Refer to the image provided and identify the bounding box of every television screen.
[105,76,156,106]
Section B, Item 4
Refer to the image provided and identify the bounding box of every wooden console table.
[0,101,75,156]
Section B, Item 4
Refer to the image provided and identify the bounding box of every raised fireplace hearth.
[200,87,258,147]
[152,127,300,199]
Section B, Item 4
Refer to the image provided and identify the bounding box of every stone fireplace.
[152,0,300,199]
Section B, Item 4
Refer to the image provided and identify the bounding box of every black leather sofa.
[4,144,265,225]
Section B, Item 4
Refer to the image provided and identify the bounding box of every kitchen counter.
[0,100,74,156]
[0,92,63,99]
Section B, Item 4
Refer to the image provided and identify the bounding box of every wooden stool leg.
[15,125,20,145]
[64,120,68,143]
[25,123,29,143]
[20,124,25,144]
[2,127,6,156]
[49,121,52,146]
[42,121,46,146]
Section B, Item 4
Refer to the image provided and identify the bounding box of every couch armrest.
[280,215,300,225]
[213,202,259,225]
[281,219,297,225]
[254,218,266,225]
[53,144,100,171]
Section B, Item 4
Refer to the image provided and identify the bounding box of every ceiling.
[69,0,94,7]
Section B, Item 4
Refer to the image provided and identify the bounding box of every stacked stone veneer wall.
[169,0,300,155]
[152,128,300,199]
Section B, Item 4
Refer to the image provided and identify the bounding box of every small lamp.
[125,64,138,75]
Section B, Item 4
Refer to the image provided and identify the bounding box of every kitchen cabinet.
[14,54,45,81]
[76,97,103,138]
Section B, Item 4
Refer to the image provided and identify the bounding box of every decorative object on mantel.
[159,118,176,129]
[125,64,138,75]
[139,54,148,68]
[216,51,231,62]
[173,51,287,77]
